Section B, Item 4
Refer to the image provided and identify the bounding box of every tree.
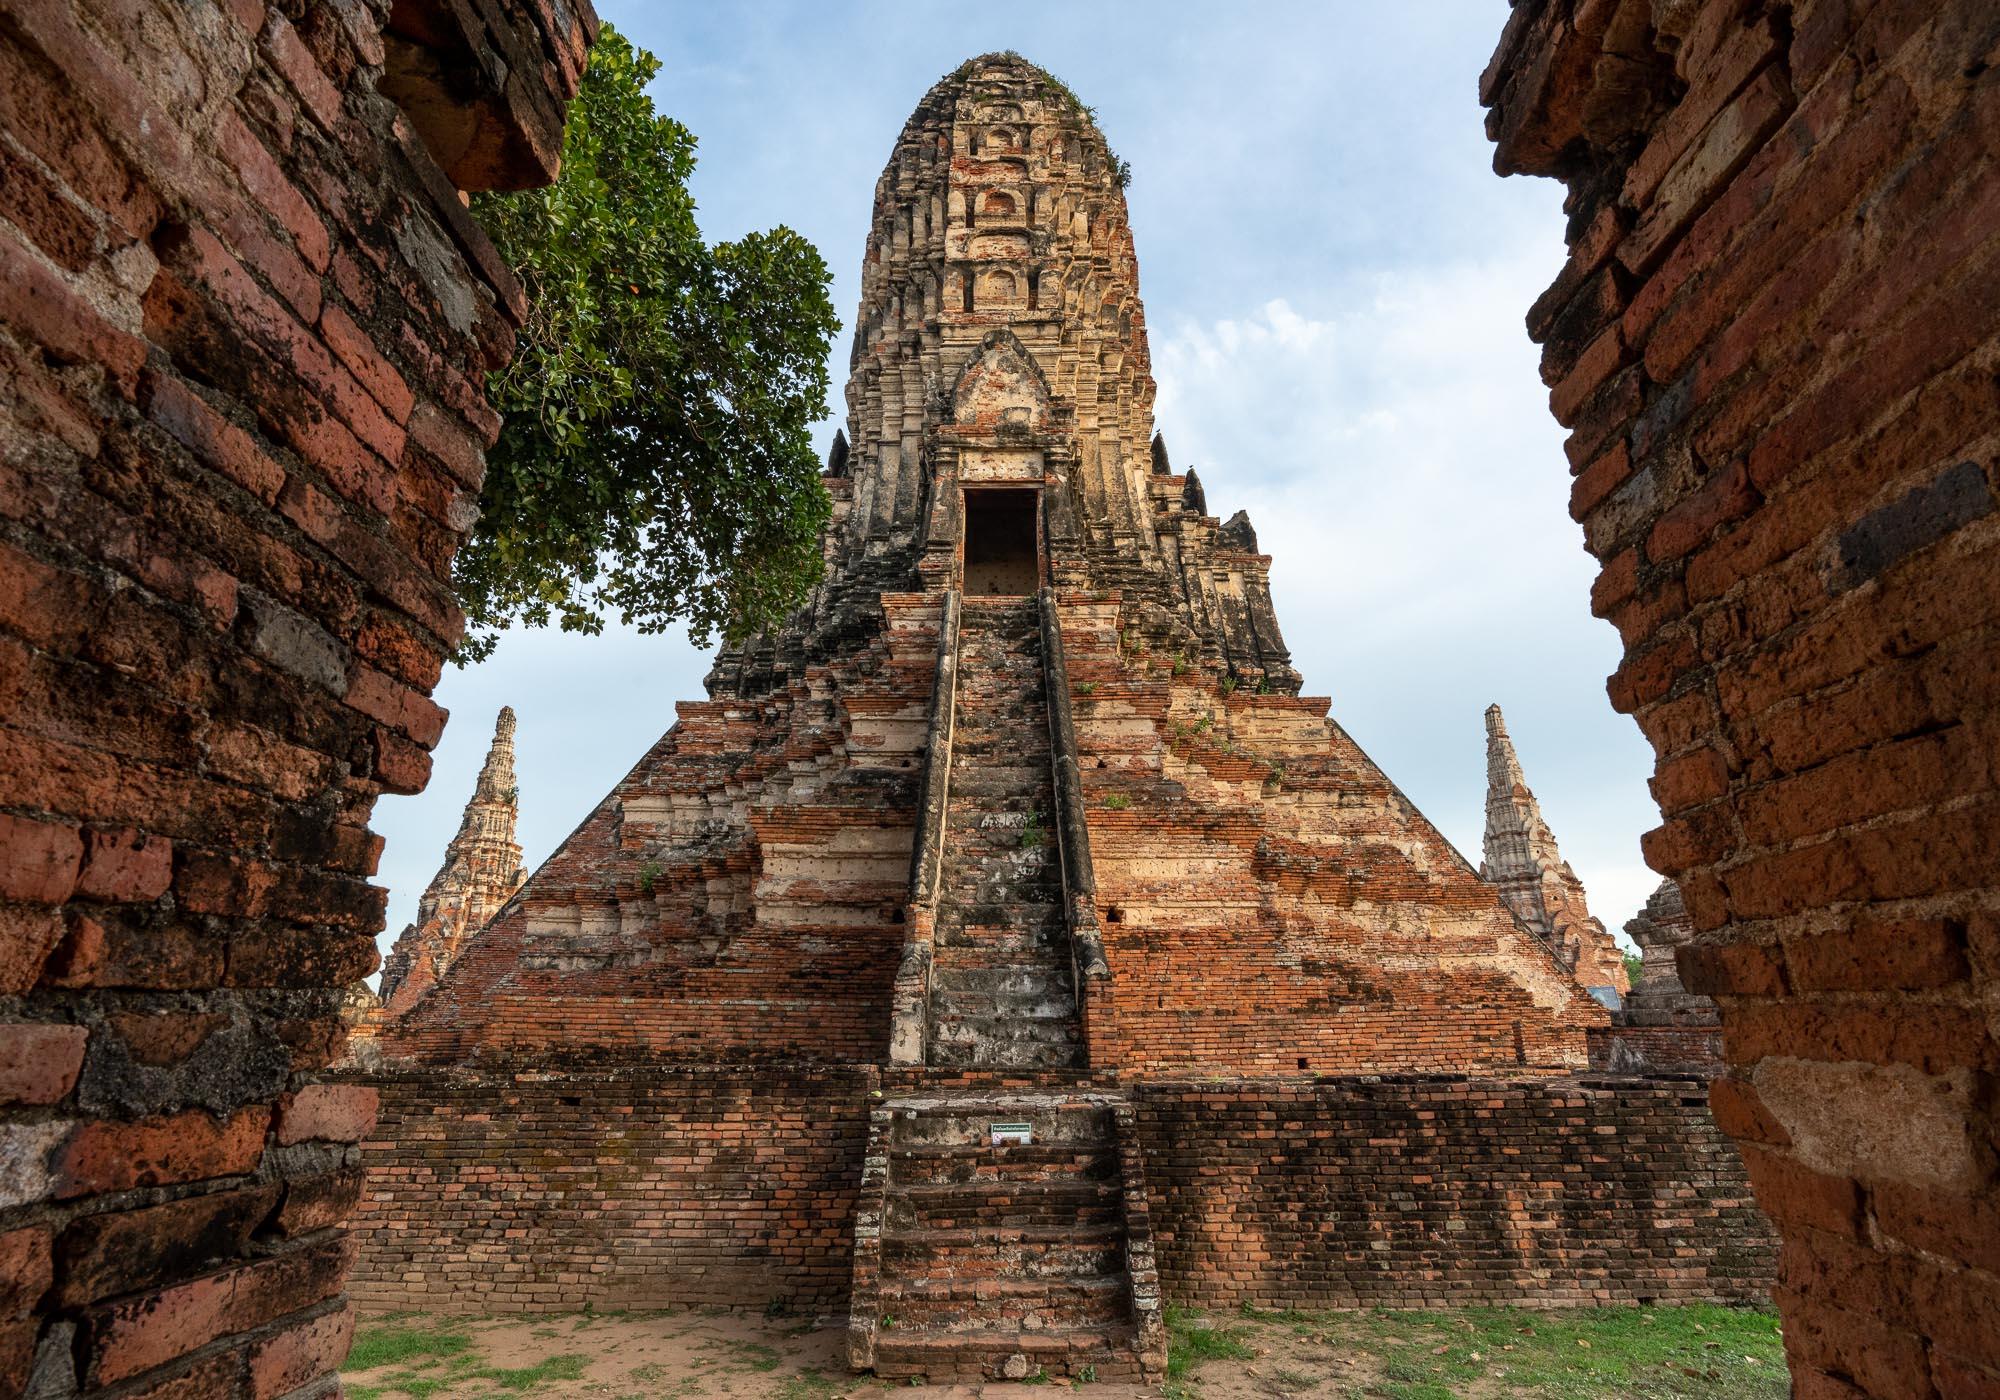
[456,25,838,663]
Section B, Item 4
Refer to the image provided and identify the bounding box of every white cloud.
[1152,239,1664,935]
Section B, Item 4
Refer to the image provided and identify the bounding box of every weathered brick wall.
[1587,1023,1725,1074]
[346,1068,875,1313]
[1135,1076,1775,1309]
[1483,1,1999,1393]
[0,1,591,1393]
[347,1069,1771,1319]
[1061,597,1608,1077]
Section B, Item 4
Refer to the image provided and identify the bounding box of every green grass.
[344,1321,588,1398]
[1240,1304,1785,1400]
[344,1323,475,1373]
[1102,793,1130,810]
[777,1369,844,1400]
[1166,1305,1257,1382]
[479,1354,590,1391]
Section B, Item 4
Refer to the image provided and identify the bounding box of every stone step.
[929,1038,1085,1071]
[939,878,1063,907]
[881,1101,1116,1151]
[929,988,1077,1020]
[940,800,1048,820]
[932,945,1066,972]
[889,1143,1117,1187]
[875,1275,1131,1332]
[886,1179,1121,1232]
[880,1224,1126,1282]
[870,1325,1147,1384]
[932,966,1073,996]
[942,764,1051,788]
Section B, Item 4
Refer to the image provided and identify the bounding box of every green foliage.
[638,860,663,895]
[460,25,838,663]
[1020,809,1046,850]
[1625,951,1644,985]
[1073,681,1096,695]
[1102,793,1130,810]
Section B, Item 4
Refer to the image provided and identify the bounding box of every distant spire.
[377,706,527,1016]
[825,428,850,478]
[1478,705,1629,999]
[1150,431,1171,476]
[1180,469,1206,515]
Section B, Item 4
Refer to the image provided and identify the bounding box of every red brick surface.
[1485,1,2000,1393]
[0,0,594,1393]
[345,1068,874,1313]
[1137,1076,1775,1309]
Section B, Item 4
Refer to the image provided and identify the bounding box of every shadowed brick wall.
[1135,1076,1775,1309]
[1483,1,1999,1394]
[343,1069,1771,1317]
[0,1,592,1393]
[345,1068,874,1314]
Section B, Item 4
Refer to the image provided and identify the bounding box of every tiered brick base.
[344,1069,1774,1326]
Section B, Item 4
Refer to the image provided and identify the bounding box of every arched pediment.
[951,332,1053,430]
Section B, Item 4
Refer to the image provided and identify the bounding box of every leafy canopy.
[458,25,838,663]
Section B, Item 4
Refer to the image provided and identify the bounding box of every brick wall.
[346,1067,874,1313]
[0,1,591,1394]
[345,1069,1771,1318]
[1483,1,1999,1393]
[1135,1076,1775,1309]
[1587,1024,1725,1074]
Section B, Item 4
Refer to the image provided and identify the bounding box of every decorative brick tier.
[1134,1075,1775,1310]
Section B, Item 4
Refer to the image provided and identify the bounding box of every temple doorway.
[962,487,1041,595]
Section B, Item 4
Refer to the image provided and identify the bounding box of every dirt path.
[344,1302,1786,1400]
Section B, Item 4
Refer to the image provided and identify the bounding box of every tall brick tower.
[1479,704,1630,1003]
[374,53,1607,1381]
[377,707,525,1016]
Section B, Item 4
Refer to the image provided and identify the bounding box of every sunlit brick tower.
[377,706,526,1017]
[1479,704,1631,1004]
[373,53,1606,1382]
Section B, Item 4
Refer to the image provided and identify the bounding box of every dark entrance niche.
[963,488,1040,596]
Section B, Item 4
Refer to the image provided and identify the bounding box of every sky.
[369,2,1665,972]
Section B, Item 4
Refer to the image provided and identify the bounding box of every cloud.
[1152,238,1663,934]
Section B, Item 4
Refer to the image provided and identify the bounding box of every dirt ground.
[343,1302,1788,1400]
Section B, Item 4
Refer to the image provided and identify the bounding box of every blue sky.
[370,3,1663,967]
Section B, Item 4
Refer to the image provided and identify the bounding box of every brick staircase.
[849,1083,1165,1384]
[847,595,1164,1385]
[929,597,1083,1071]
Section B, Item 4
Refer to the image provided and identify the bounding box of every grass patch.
[344,1322,475,1373]
[1102,793,1130,810]
[721,1339,783,1372]
[1166,1305,1256,1382]
[343,1323,586,1398]
[778,1369,844,1400]
[1235,1303,1784,1400]
[479,1353,589,1391]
